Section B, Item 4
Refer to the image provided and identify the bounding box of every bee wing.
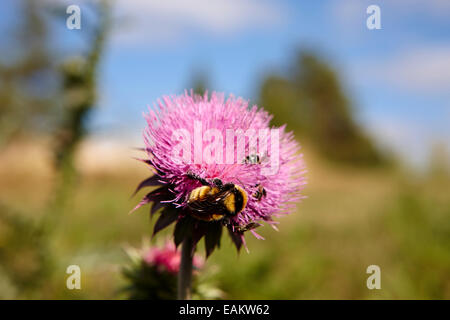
[188,198,218,212]
[187,189,233,213]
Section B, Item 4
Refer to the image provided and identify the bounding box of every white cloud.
[364,116,432,168]
[331,0,365,30]
[112,0,286,47]
[333,0,450,21]
[400,0,450,17]
[361,46,450,93]
[331,0,450,36]
[383,48,450,92]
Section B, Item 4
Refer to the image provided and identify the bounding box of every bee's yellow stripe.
[188,186,220,203]
[198,186,210,200]
[223,193,236,213]
[189,186,209,202]
[209,187,219,195]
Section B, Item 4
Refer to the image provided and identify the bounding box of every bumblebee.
[186,172,248,222]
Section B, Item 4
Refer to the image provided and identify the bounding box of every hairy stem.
[177,237,193,300]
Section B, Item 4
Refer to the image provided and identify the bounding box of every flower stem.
[177,237,193,300]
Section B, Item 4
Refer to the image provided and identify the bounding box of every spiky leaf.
[205,222,223,257]
[152,206,179,237]
[227,227,243,252]
[173,216,194,248]
[132,175,164,196]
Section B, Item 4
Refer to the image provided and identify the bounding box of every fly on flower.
[132,91,306,257]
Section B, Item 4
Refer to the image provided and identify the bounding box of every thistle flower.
[132,91,306,256]
[122,239,205,300]
[143,241,203,274]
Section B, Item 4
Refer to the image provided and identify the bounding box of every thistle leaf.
[173,216,194,248]
[227,227,243,252]
[152,206,179,237]
[150,201,165,218]
[132,175,164,197]
[205,222,223,258]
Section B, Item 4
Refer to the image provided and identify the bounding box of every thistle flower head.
[122,239,204,299]
[133,91,306,255]
[144,241,203,274]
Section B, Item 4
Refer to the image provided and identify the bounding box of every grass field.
[0,140,449,299]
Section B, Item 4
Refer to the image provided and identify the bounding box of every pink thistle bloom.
[144,242,203,274]
[133,91,306,255]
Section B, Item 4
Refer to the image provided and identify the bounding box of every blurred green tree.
[46,1,111,230]
[0,0,111,298]
[259,51,384,166]
[191,70,210,97]
[0,0,56,147]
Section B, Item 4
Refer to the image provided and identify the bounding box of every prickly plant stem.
[177,236,193,300]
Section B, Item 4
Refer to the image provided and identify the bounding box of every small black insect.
[243,154,261,164]
[235,222,261,233]
[253,184,267,201]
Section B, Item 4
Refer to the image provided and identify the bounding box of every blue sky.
[3,0,450,167]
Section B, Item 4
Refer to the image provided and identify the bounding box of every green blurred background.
[0,0,449,299]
